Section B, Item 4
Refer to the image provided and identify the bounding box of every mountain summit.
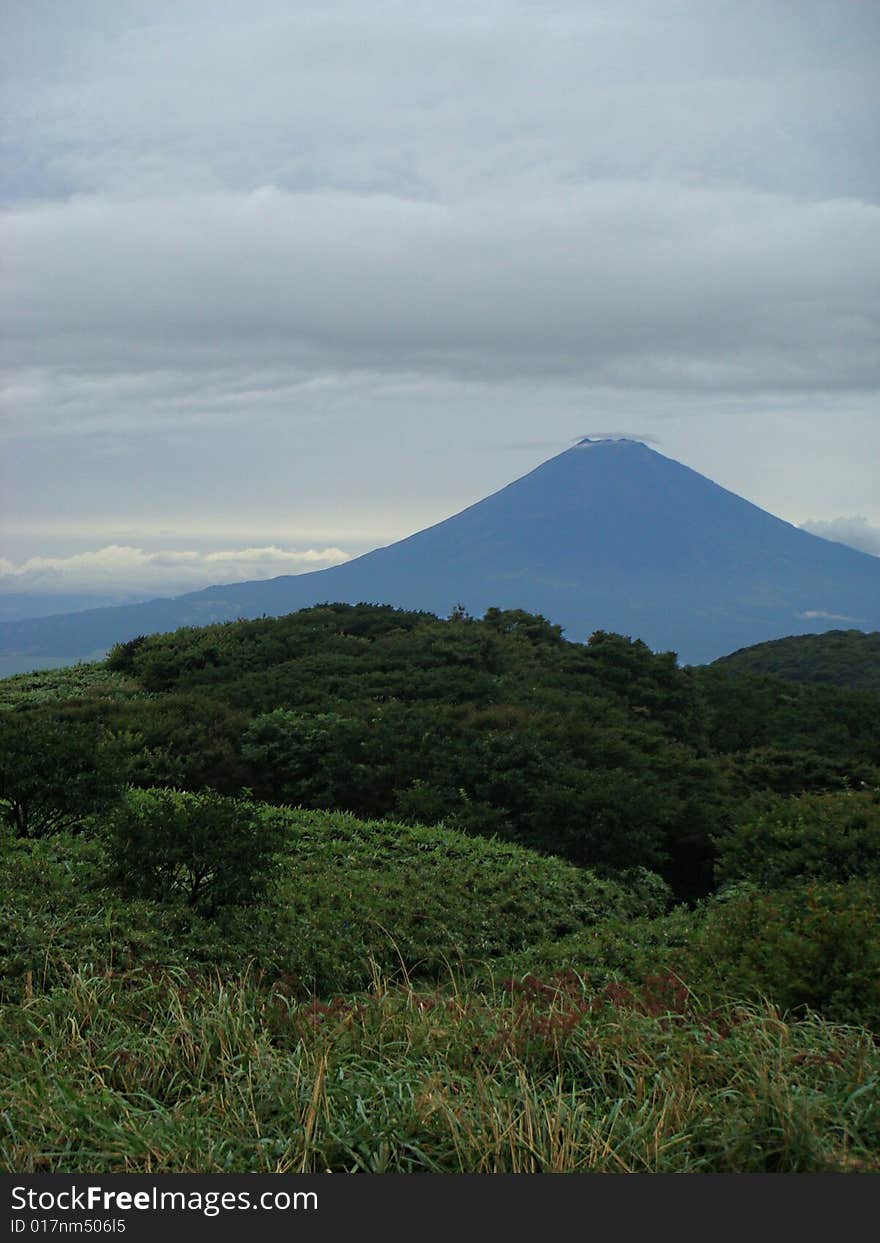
[2,440,879,669]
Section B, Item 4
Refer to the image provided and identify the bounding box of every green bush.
[255,806,641,993]
[0,709,125,838]
[104,788,284,915]
[241,709,368,808]
[683,879,880,1030]
[720,746,880,797]
[714,790,880,888]
[0,802,664,1001]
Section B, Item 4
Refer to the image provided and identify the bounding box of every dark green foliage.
[713,628,880,694]
[115,693,250,794]
[482,606,565,645]
[18,689,251,797]
[4,607,880,1174]
[91,604,729,891]
[684,879,880,1030]
[714,790,880,888]
[119,603,435,693]
[720,746,880,797]
[693,665,880,778]
[585,630,707,747]
[0,709,124,838]
[241,709,370,809]
[6,606,880,900]
[104,788,284,914]
[105,634,149,674]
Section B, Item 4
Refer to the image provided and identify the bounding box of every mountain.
[2,438,879,671]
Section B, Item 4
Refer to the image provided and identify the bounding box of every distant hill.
[711,629,880,695]
[1,438,879,671]
[0,591,159,624]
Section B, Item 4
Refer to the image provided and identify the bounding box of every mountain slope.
[2,438,879,668]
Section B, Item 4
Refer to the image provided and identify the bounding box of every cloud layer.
[2,1,878,576]
[800,517,880,559]
[4,184,879,429]
[0,544,351,595]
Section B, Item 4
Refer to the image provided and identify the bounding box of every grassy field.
[2,824,878,1174]
[3,965,878,1174]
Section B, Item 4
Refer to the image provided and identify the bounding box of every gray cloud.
[800,517,880,558]
[1,1,878,576]
[4,2,879,203]
[3,183,878,429]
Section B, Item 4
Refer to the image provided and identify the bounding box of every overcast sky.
[2,0,879,596]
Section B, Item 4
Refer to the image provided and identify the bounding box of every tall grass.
[2,965,877,1173]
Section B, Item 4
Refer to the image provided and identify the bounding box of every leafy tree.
[585,630,706,747]
[0,710,124,838]
[694,667,880,764]
[115,693,250,794]
[240,709,369,809]
[720,746,880,798]
[483,607,565,645]
[105,635,149,674]
[104,788,284,914]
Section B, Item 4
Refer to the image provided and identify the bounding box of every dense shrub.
[683,879,880,1030]
[714,790,880,887]
[719,747,880,797]
[0,710,124,838]
[240,709,369,809]
[257,806,644,993]
[116,693,250,794]
[104,788,284,914]
[0,803,662,1000]
[712,629,880,695]
[105,635,149,674]
[694,666,880,764]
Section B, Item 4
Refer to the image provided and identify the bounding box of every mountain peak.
[575,435,650,448]
[1,440,878,670]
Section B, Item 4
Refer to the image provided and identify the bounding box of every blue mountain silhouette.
[2,438,878,669]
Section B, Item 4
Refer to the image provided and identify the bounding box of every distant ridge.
[712,629,880,695]
[1,439,879,671]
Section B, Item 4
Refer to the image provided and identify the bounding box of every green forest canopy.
[2,604,879,900]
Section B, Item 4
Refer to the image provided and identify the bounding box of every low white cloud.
[799,610,863,622]
[800,516,880,558]
[0,544,351,595]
